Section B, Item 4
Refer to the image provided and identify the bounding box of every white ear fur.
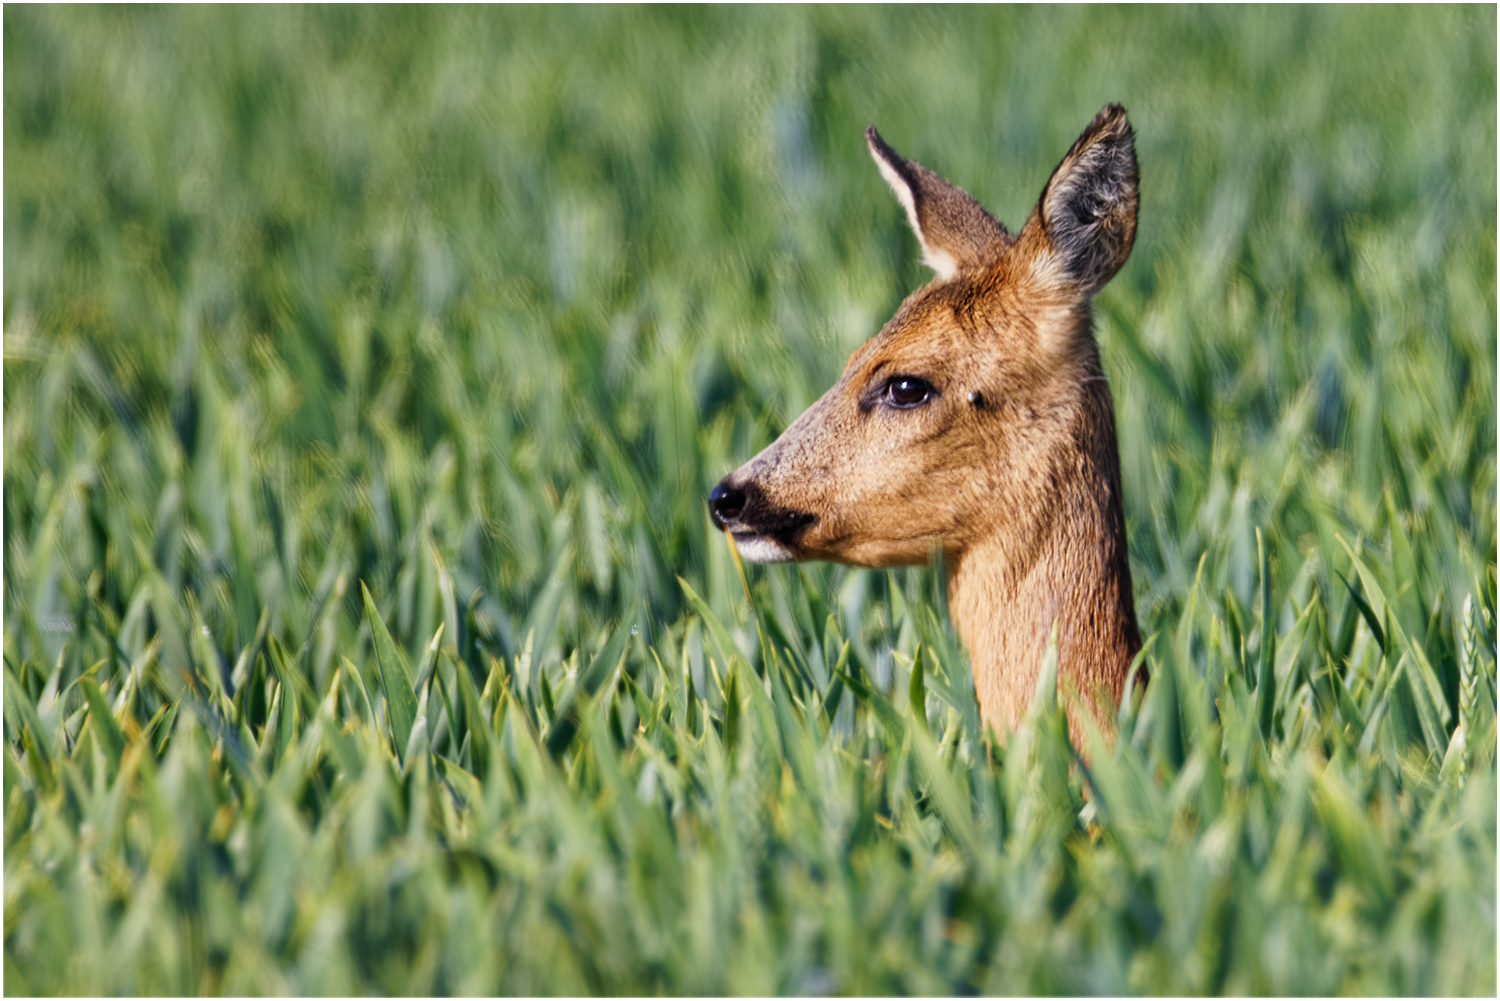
[870,142,960,281]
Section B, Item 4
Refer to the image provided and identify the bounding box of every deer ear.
[866,126,1011,281]
[1032,104,1139,296]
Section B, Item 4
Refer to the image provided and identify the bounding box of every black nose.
[708,481,746,527]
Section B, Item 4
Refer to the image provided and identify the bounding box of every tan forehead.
[842,281,998,381]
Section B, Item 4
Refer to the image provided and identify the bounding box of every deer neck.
[944,382,1141,740]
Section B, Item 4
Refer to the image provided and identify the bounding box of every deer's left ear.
[866,127,1011,281]
[1030,104,1139,296]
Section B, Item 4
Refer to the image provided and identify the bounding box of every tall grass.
[4,5,1496,995]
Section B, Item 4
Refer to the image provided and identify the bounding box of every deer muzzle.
[707,476,817,563]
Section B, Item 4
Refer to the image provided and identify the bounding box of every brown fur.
[709,105,1143,742]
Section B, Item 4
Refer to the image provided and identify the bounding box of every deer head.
[708,105,1143,739]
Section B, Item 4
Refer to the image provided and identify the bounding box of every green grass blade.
[77,676,125,768]
[544,625,630,757]
[363,582,418,764]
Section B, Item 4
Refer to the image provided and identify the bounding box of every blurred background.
[5,5,1493,676]
[4,7,1495,995]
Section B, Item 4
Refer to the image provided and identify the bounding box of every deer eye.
[886,376,933,408]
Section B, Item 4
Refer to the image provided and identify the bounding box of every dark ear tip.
[865,125,901,166]
[1091,103,1133,141]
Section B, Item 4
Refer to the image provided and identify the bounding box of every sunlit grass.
[4,5,1496,995]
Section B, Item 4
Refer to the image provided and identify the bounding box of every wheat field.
[3,6,1496,995]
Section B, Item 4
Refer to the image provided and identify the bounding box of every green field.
[4,6,1496,995]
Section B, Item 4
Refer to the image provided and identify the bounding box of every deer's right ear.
[1030,104,1139,297]
[866,126,1011,281]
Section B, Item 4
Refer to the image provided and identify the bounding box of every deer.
[708,105,1143,744]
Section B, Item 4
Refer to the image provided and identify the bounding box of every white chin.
[732,535,796,564]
